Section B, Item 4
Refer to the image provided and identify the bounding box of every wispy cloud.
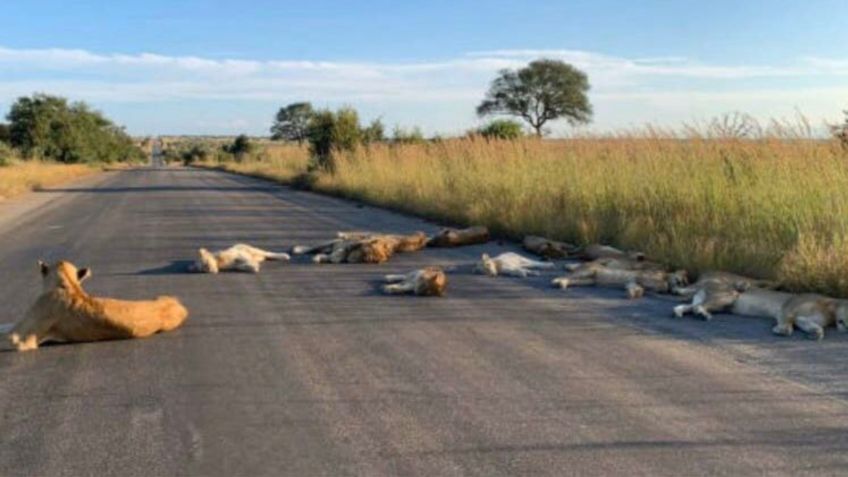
[0,45,846,134]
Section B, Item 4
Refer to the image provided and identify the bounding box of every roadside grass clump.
[0,161,95,200]
[202,142,310,183]
[0,142,15,167]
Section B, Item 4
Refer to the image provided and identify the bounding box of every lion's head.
[667,269,689,289]
[473,253,498,276]
[418,267,447,296]
[38,260,91,293]
[359,238,394,264]
[189,248,219,273]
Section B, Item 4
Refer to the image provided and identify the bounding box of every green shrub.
[831,110,848,150]
[222,134,255,162]
[392,125,426,145]
[479,119,525,140]
[181,143,211,166]
[306,107,363,170]
[0,142,14,166]
[362,118,385,144]
[6,94,143,163]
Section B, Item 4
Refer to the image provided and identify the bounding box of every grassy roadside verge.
[197,137,848,297]
[0,161,100,201]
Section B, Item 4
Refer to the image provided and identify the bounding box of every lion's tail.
[156,296,189,332]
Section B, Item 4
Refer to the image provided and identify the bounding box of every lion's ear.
[481,253,490,260]
[77,268,92,282]
[38,260,49,277]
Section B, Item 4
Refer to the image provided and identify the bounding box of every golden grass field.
[0,161,97,201]
[204,135,848,297]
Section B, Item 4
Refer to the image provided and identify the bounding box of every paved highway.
[1,167,847,476]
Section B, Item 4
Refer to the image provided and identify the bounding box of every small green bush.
[222,134,255,162]
[392,126,426,145]
[306,107,363,170]
[0,142,14,166]
[479,119,525,140]
[181,143,211,166]
[362,118,385,144]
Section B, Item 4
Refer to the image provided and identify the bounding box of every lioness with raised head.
[189,243,291,273]
[522,235,578,259]
[474,252,555,278]
[382,267,447,296]
[552,264,688,299]
[428,226,490,247]
[2,260,188,351]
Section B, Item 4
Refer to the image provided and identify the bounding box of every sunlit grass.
[0,161,96,200]
[202,142,310,182]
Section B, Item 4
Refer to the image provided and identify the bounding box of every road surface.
[1,167,847,476]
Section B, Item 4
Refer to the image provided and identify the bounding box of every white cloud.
[1,45,847,135]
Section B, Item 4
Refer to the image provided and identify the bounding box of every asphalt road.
[1,167,848,476]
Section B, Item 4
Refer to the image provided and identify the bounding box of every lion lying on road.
[293,231,428,264]
[382,267,447,296]
[673,272,782,321]
[474,252,555,278]
[427,226,490,247]
[189,243,291,273]
[522,235,578,259]
[552,261,688,299]
[576,244,646,262]
[773,294,848,340]
[2,260,188,351]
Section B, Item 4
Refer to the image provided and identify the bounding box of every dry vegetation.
[0,161,96,200]
[203,127,848,297]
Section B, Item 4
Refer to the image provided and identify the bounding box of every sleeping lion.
[382,267,447,296]
[552,261,688,299]
[189,243,291,273]
[293,231,428,264]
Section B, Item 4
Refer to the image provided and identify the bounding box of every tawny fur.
[563,256,665,273]
[772,294,848,340]
[522,235,578,259]
[576,244,646,262]
[672,271,757,320]
[730,287,794,321]
[382,267,447,296]
[428,226,490,247]
[297,232,428,264]
[552,263,688,299]
[189,243,290,273]
[2,261,188,351]
[474,252,555,278]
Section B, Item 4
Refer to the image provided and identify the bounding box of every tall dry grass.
[202,142,310,182]
[0,161,96,200]
[206,132,848,297]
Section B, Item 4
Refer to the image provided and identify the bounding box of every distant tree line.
[264,58,596,166]
[0,94,144,165]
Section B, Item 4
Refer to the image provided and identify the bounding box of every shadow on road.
[133,260,196,275]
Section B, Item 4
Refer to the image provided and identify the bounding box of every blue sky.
[1,0,847,136]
